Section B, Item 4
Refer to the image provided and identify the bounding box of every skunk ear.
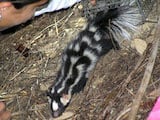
[60,94,71,106]
[46,90,53,98]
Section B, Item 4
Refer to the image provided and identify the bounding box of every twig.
[11,111,25,117]
[128,17,160,120]
[100,86,122,120]
[54,17,59,36]
[30,13,69,45]
[116,108,131,120]
[121,54,145,92]
[9,64,32,81]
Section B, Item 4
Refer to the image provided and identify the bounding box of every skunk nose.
[52,110,62,118]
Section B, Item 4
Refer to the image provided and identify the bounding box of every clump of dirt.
[0,2,160,120]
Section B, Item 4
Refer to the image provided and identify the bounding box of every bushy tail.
[90,1,142,42]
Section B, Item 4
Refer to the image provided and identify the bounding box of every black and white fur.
[47,1,141,118]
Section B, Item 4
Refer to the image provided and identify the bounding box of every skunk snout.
[52,109,63,118]
[50,100,66,118]
[47,89,71,118]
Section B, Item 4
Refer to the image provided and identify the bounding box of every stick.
[128,17,160,120]
[116,108,131,120]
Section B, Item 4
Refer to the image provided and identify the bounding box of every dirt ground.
[0,2,160,120]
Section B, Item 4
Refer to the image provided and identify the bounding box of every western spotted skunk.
[47,1,142,118]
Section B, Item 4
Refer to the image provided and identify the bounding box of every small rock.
[78,4,83,10]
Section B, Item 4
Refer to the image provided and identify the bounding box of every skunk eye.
[46,91,54,99]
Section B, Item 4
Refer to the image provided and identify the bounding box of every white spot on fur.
[69,43,73,49]
[94,32,101,41]
[93,44,102,53]
[74,43,80,52]
[86,73,89,78]
[83,50,97,63]
[62,54,67,62]
[76,64,85,71]
[51,88,55,94]
[70,56,78,64]
[52,101,59,111]
[48,97,51,104]
[82,36,91,45]
[83,50,98,71]
[57,87,63,94]
[89,26,97,32]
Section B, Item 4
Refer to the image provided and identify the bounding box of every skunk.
[47,1,141,118]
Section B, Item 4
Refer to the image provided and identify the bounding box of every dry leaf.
[131,39,147,55]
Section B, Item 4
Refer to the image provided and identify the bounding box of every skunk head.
[47,87,71,117]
